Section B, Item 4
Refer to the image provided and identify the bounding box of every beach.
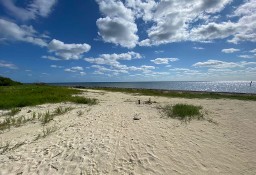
[0,89,256,174]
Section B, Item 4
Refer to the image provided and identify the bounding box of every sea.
[50,81,256,94]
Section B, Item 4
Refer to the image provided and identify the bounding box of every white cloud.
[42,55,61,61]
[129,0,255,46]
[154,50,164,54]
[193,59,256,69]
[85,51,141,66]
[190,21,237,42]
[64,66,84,72]
[0,0,57,21]
[238,55,254,59]
[0,60,17,69]
[222,48,240,53]
[80,72,86,76]
[96,0,138,48]
[250,49,256,53]
[0,19,47,47]
[193,47,204,50]
[50,65,63,68]
[151,58,179,64]
[48,39,91,60]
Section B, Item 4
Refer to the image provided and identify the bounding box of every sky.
[0,0,256,83]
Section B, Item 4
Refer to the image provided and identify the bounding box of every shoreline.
[73,86,256,96]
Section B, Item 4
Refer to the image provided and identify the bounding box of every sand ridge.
[0,89,256,174]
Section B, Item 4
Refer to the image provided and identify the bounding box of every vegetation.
[0,106,73,131]
[163,104,203,121]
[0,76,22,86]
[34,126,58,141]
[5,108,21,116]
[90,87,256,101]
[53,106,73,116]
[0,85,97,109]
[41,111,53,125]
[70,96,98,105]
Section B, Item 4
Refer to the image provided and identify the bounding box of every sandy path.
[0,89,255,174]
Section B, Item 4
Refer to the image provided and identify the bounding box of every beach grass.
[70,96,98,105]
[5,108,21,116]
[163,104,203,121]
[90,87,256,101]
[0,85,97,109]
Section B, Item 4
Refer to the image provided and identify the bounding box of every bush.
[0,76,22,86]
[163,104,203,121]
[71,96,98,105]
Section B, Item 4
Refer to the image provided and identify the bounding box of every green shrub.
[71,96,98,105]
[0,76,22,86]
[163,104,203,121]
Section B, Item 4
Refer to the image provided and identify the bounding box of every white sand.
[0,89,256,175]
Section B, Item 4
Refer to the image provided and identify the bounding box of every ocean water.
[50,81,256,94]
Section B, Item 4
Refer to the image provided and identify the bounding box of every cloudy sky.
[0,0,256,83]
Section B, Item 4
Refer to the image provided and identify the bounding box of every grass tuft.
[34,126,58,141]
[5,108,21,116]
[53,106,72,116]
[71,96,98,105]
[163,104,203,122]
[41,111,53,125]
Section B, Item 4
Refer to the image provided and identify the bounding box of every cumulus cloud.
[0,60,17,69]
[96,0,138,48]
[42,55,61,61]
[95,0,255,47]
[85,51,141,66]
[48,39,91,60]
[86,51,156,76]
[0,0,57,21]
[50,65,63,68]
[222,48,240,53]
[193,59,256,69]
[64,66,84,72]
[0,19,47,47]
[250,49,256,53]
[238,55,254,59]
[151,58,179,64]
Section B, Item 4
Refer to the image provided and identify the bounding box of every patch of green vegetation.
[163,104,203,122]
[91,87,256,101]
[34,126,58,141]
[71,96,98,105]
[0,85,97,109]
[53,106,73,116]
[5,108,21,116]
[0,76,22,86]
[41,111,53,125]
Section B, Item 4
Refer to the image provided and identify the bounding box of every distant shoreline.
[73,86,256,96]
[47,81,256,95]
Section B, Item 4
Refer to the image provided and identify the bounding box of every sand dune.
[0,89,256,174]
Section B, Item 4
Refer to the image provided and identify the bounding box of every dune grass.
[4,108,21,116]
[70,96,98,105]
[90,87,256,101]
[163,104,203,121]
[0,85,97,109]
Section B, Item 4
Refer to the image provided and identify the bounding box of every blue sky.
[0,0,256,83]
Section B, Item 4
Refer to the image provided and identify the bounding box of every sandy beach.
[0,89,256,175]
